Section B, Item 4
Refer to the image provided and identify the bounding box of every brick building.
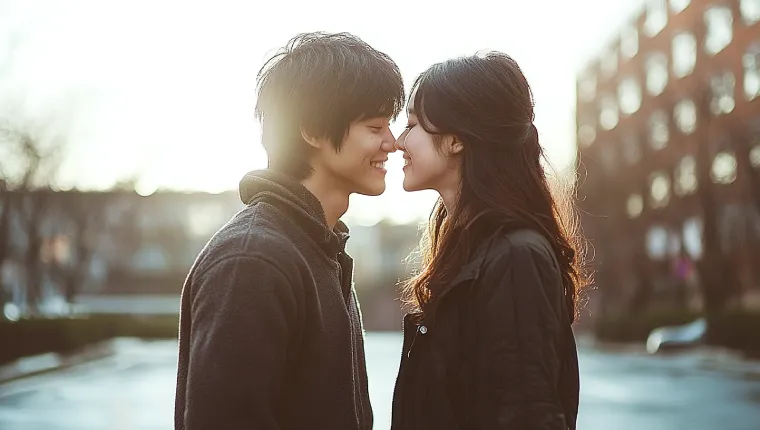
[576,0,760,315]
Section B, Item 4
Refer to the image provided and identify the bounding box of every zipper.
[393,316,426,429]
[407,328,419,359]
[392,317,412,429]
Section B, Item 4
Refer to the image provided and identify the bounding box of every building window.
[646,53,669,96]
[578,73,596,102]
[711,72,736,115]
[649,110,669,150]
[672,33,697,78]
[711,151,738,184]
[646,225,669,260]
[627,194,644,218]
[675,155,698,196]
[682,217,703,259]
[671,0,690,13]
[744,45,760,101]
[741,0,760,25]
[599,94,619,130]
[650,171,671,208]
[618,77,642,115]
[645,0,668,37]
[601,48,618,77]
[621,26,639,59]
[751,145,760,168]
[674,99,697,134]
[705,7,733,55]
[623,133,642,164]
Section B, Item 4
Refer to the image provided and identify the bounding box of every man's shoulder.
[192,202,307,276]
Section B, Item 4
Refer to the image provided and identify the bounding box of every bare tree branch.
[0,115,66,316]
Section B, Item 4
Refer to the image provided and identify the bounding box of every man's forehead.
[359,115,392,123]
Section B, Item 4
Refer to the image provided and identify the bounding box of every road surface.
[1,333,759,430]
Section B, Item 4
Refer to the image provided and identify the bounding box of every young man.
[174,32,404,430]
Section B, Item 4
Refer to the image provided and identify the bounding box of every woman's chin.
[402,178,423,193]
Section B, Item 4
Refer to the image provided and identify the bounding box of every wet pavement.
[1,333,759,429]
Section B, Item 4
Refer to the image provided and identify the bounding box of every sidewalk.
[584,334,760,379]
[0,338,179,385]
[692,346,760,379]
[0,340,117,384]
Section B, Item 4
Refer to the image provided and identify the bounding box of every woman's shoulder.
[473,229,564,309]
[490,228,553,256]
[483,228,559,272]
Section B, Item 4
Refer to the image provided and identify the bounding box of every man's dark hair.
[255,32,405,180]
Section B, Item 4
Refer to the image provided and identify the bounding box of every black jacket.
[391,229,580,430]
[174,170,372,430]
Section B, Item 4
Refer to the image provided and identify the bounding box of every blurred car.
[646,318,707,354]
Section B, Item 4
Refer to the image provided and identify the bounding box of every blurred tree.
[48,186,140,304]
[694,86,740,313]
[731,124,760,225]
[0,179,10,314]
[0,28,23,316]
[48,192,105,304]
[0,119,62,315]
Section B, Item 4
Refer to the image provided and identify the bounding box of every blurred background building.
[0,185,420,329]
[577,0,760,318]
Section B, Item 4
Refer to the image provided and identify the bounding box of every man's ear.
[301,127,325,150]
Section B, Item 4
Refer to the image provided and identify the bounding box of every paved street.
[1,333,759,430]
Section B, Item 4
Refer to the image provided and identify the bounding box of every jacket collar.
[419,226,505,325]
[437,226,505,298]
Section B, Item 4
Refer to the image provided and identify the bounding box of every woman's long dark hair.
[403,52,589,322]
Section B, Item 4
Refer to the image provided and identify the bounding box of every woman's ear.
[447,135,464,155]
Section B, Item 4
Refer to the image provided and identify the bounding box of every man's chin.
[354,184,386,197]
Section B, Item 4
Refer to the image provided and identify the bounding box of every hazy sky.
[0,0,645,224]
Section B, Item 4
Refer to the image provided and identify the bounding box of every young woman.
[391,52,586,430]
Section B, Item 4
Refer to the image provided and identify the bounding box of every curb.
[0,340,118,385]
[693,347,760,379]
[587,338,760,378]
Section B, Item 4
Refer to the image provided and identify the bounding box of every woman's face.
[395,107,460,193]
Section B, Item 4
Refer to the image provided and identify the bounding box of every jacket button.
[419,325,428,335]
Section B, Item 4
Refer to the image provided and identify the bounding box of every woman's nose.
[395,130,408,151]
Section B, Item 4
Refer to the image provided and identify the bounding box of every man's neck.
[301,172,349,230]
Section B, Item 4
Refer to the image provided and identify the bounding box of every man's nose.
[382,128,397,153]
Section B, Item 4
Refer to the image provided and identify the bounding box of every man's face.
[311,117,397,196]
